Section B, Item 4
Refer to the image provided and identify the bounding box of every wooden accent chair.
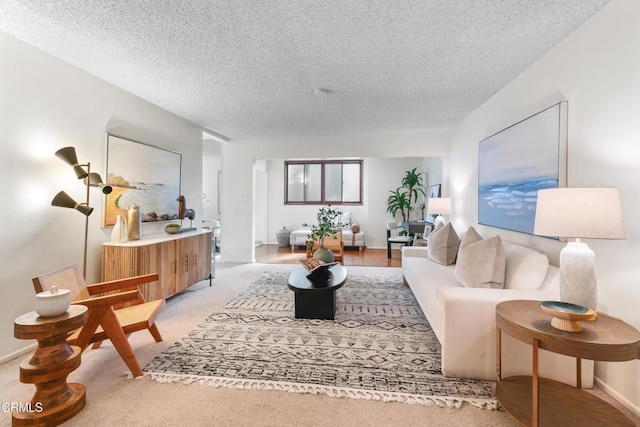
[32,264,166,377]
[306,230,345,264]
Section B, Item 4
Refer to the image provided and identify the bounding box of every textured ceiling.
[0,1,611,140]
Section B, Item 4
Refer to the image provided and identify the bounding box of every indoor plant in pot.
[302,205,348,262]
[399,167,426,221]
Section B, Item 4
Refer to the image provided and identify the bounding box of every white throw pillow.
[455,227,506,289]
[503,242,550,290]
[427,222,459,266]
[336,212,351,229]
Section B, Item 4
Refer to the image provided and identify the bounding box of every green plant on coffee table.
[302,205,349,253]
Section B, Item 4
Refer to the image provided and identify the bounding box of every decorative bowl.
[539,301,596,332]
[35,286,71,317]
[164,224,182,234]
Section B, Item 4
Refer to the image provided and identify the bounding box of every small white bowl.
[35,286,71,317]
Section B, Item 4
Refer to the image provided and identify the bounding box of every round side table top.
[496,300,640,361]
[14,305,88,340]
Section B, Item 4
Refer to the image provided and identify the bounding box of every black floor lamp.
[51,147,112,278]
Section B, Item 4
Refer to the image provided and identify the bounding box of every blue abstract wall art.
[478,102,567,234]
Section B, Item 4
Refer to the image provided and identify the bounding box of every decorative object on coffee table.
[299,258,339,273]
[13,305,88,426]
[299,258,339,284]
[534,187,625,311]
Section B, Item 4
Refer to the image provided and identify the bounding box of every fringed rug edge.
[132,371,498,411]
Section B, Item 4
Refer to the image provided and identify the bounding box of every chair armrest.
[86,273,160,295]
[73,290,141,308]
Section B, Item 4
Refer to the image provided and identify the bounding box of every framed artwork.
[103,134,182,227]
[429,184,441,198]
[425,184,442,223]
[478,102,567,234]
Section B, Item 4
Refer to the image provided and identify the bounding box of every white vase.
[111,215,128,243]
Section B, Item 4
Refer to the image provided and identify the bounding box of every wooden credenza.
[102,230,212,300]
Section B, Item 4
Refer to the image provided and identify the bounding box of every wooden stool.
[13,305,88,426]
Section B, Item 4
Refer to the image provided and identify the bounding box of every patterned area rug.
[142,270,497,409]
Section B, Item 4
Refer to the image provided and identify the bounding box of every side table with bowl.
[495,299,640,427]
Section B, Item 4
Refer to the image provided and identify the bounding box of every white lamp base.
[434,216,446,227]
[559,240,597,311]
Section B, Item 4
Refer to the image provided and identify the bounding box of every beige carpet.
[0,263,634,427]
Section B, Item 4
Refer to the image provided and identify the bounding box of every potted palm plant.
[386,188,411,221]
[400,167,427,220]
[302,205,348,262]
[386,168,427,222]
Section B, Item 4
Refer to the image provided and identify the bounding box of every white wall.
[0,32,204,359]
[221,133,448,262]
[202,150,221,221]
[447,0,640,413]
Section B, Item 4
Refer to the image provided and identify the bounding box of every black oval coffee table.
[287,264,347,320]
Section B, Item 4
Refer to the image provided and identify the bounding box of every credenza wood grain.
[102,230,212,300]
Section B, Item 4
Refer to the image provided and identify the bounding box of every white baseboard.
[595,376,640,419]
[0,343,36,365]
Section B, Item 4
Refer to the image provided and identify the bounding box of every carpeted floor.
[141,270,496,409]
[0,264,557,426]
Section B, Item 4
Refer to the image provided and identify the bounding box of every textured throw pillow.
[336,212,352,229]
[427,222,459,266]
[350,223,360,233]
[455,227,506,289]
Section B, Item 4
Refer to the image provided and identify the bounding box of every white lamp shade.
[426,198,452,215]
[533,188,625,239]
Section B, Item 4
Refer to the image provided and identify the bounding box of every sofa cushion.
[427,222,459,266]
[350,222,360,233]
[454,227,505,289]
[503,242,550,290]
[336,212,351,229]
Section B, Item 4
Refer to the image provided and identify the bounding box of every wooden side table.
[13,305,88,427]
[496,300,640,426]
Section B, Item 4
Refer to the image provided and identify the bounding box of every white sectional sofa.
[401,236,594,387]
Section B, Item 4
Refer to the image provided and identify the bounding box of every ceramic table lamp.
[426,197,452,226]
[533,187,625,311]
